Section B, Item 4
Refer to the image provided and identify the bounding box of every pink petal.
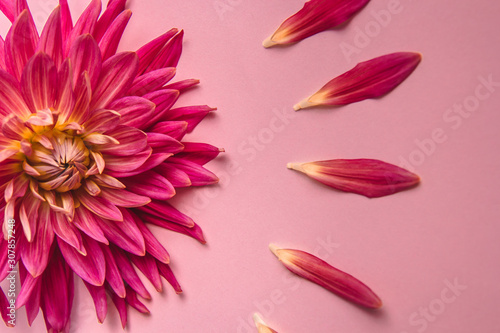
[157,261,182,293]
[149,121,188,141]
[270,244,382,309]
[174,142,224,165]
[109,245,151,299]
[0,287,14,327]
[108,96,156,128]
[253,314,279,333]
[90,51,139,110]
[0,1,14,22]
[21,53,58,113]
[0,37,6,70]
[73,206,108,244]
[38,6,63,68]
[100,188,151,208]
[129,253,163,292]
[147,132,184,155]
[141,89,180,129]
[129,67,176,96]
[121,170,175,200]
[19,192,40,242]
[0,69,31,119]
[163,105,215,132]
[82,109,121,134]
[137,28,178,74]
[40,251,73,331]
[55,59,76,125]
[59,0,73,42]
[107,152,170,178]
[93,173,125,189]
[294,52,422,110]
[109,289,127,328]
[100,244,126,298]
[99,125,148,156]
[140,213,206,244]
[263,0,370,47]
[124,286,150,314]
[70,71,92,124]
[5,10,38,80]
[98,209,146,256]
[103,148,153,175]
[99,9,132,61]
[165,78,200,92]
[287,158,420,198]
[52,212,86,254]
[146,30,184,72]
[137,200,194,228]
[58,234,106,286]
[166,157,219,186]
[83,282,107,323]
[94,0,126,42]
[77,190,123,221]
[16,267,41,308]
[68,34,102,90]
[18,263,42,325]
[154,162,191,187]
[65,0,102,54]
[135,218,170,264]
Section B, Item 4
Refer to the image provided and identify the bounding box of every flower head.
[0,0,222,331]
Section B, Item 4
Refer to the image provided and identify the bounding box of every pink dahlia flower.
[0,0,222,331]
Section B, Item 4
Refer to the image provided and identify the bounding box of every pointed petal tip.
[262,37,277,48]
[269,243,280,257]
[219,148,225,153]
[253,313,265,326]
[293,98,315,111]
[287,162,305,172]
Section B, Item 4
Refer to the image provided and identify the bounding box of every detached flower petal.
[294,52,422,110]
[287,158,420,198]
[263,0,370,48]
[269,244,382,309]
[253,313,278,333]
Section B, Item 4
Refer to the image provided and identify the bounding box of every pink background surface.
[2,0,500,332]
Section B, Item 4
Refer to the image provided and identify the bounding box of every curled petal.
[294,52,422,110]
[253,314,278,333]
[263,0,370,47]
[287,158,420,198]
[270,244,382,309]
[108,96,156,128]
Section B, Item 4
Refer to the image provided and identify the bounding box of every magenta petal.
[270,245,382,308]
[5,10,38,80]
[137,28,178,74]
[174,142,224,165]
[94,0,126,42]
[52,212,85,254]
[154,162,191,187]
[130,253,163,292]
[165,78,200,92]
[20,204,55,277]
[84,282,107,323]
[135,218,170,264]
[40,251,73,332]
[21,52,58,113]
[0,1,14,22]
[0,69,31,119]
[77,190,123,221]
[16,268,41,308]
[166,157,219,186]
[107,152,171,178]
[288,158,420,198]
[295,52,422,109]
[99,125,148,156]
[0,37,6,70]
[73,207,108,244]
[121,170,175,201]
[110,289,127,328]
[68,34,102,90]
[108,96,156,128]
[142,89,180,129]
[157,262,182,294]
[147,132,184,155]
[137,200,194,228]
[109,245,151,299]
[129,67,176,96]
[91,51,139,110]
[99,9,132,61]
[100,188,151,208]
[146,30,184,72]
[263,0,370,47]
[66,0,102,53]
[103,148,153,175]
[140,213,206,244]
[82,109,120,134]
[98,209,146,256]
[149,121,188,141]
[100,244,126,298]
[55,59,76,124]
[38,6,63,68]
[58,235,105,286]
[124,286,150,314]
[59,0,73,42]
[164,105,215,132]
